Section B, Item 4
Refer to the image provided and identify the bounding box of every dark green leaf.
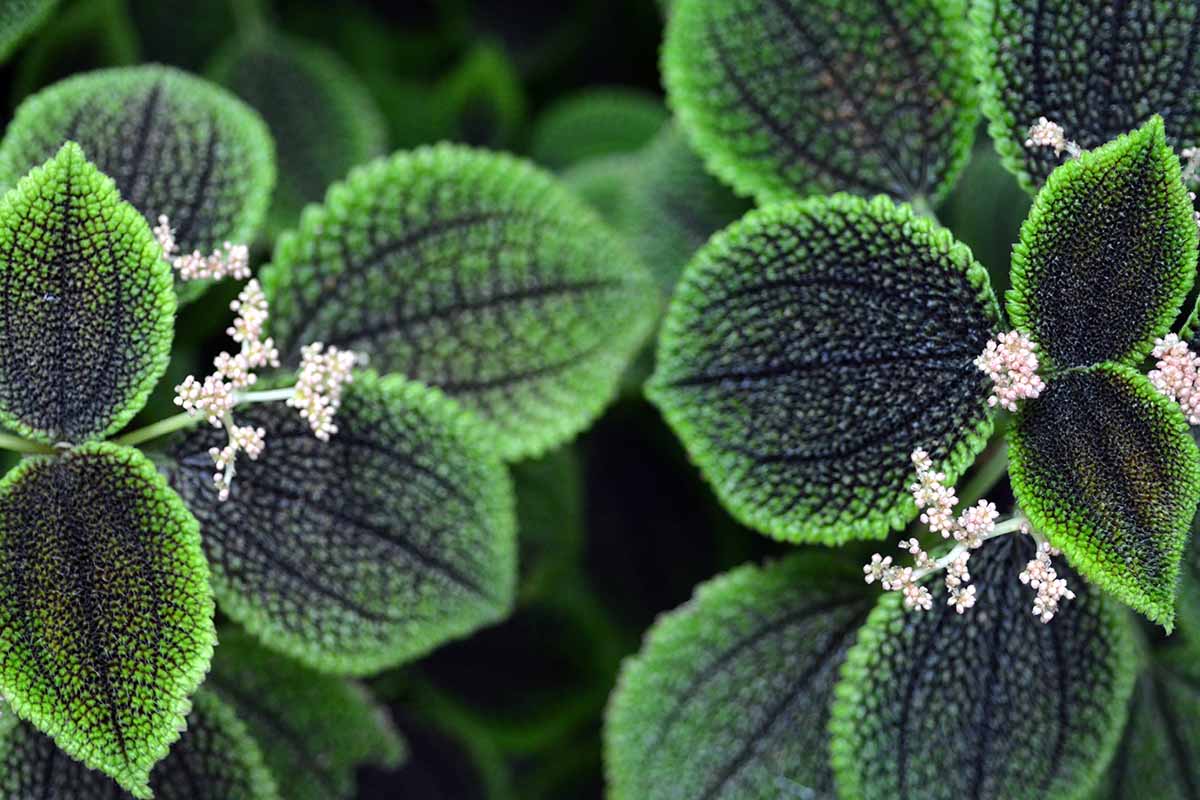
[0,0,56,63]
[975,0,1200,192]
[0,64,275,305]
[1092,648,1200,800]
[512,446,585,604]
[830,534,1138,800]
[562,153,639,225]
[10,0,136,102]
[209,627,405,800]
[662,0,978,204]
[649,194,1000,543]
[0,142,175,444]
[530,87,668,170]
[1009,363,1200,629]
[166,372,516,675]
[260,144,658,461]
[616,124,751,297]
[208,30,386,237]
[0,443,214,798]
[1007,117,1197,370]
[0,688,278,799]
[436,43,526,149]
[605,553,871,800]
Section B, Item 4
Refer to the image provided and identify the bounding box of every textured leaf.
[260,144,658,461]
[830,534,1138,800]
[605,553,871,800]
[0,0,56,63]
[0,443,214,798]
[1099,652,1200,800]
[975,0,1200,192]
[0,64,275,304]
[209,627,405,800]
[1008,363,1200,629]
[0,688,278,799]
[1008,117,1197,370]
[616,124,751,297]
[0,141,174,444]
[530,87,668,169]
[1092,648,1200,800]
[649,195,1000,543]
[166,372,516,675]
[662,0,978,204]
[208,31,386,237]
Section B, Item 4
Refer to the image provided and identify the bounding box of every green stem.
[0,432,56,455]
[236,387,294,403]
[113,412,200,448]
[958,440,1010,509]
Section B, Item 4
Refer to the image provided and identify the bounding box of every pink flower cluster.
[287,343,359,441]
[1019,541,1075,623]
[1149,334,1200,424]
[974,331,1045,412]
[1025,117,1080,158]
[154,214,250,281]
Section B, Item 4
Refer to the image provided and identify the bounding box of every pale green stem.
[113,387,297,448]
[909,514,1028,583]
[113,412,202,447]
[0,432,57,455]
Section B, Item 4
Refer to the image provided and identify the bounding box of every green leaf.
[260,144,658,461]
[165,372,516,675]
[649,194,1000,543]
[0,141,175,444]
[562,153,639,225]
[530,87,668,170]
[975,0,1200,193]
[830,534,1138,800]
[1091,647,1200,800]
[615,124,752,297]
[512,446,585,604]
[662,0,978,204]
[436,42,527,149]
[0,64,275,305]
[605,553,871,800]
[0,0,56,63]
[208,30,386,237]
[10,0,136,103]
[0,443,215,798]
[1007,116,1197,370]
[1008,363,1200,629]
[208,627,405,800]
[0,688,278,799]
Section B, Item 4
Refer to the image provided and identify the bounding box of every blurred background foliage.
[0,0,1035,796]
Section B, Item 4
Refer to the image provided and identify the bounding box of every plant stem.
[911,514,1027,582]
[958,441,1010,509]
[0,432,56,455]
[113,412,200,447]
[236,387,295,403]
[112,387,296,448]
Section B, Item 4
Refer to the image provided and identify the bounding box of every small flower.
[864,553,893,585]
[902,581,933,611]
[1025,117,1080,158]
[948,584,977,614]
[974,331,1046,412]
[955,500,998,549]
[1021,540,1075,622]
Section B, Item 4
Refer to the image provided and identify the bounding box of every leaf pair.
[607,543,1138,800]
[652,118,1200,627]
